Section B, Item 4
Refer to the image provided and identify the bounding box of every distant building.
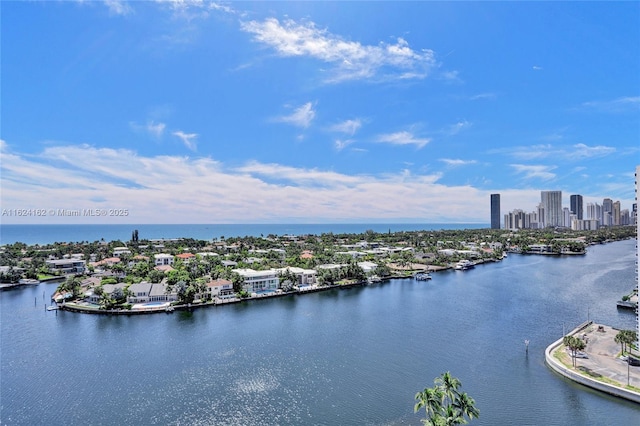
[602,198,613,226]
[570,194,583,220]
[613,201,621,226]
[490,194,501,229]
[541,190,562,227]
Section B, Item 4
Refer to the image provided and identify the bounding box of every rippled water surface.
[2,240,639,425]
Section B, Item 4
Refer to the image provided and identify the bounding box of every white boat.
[367,275,381,284]
[414,272,432,281]
[454,260,474,270]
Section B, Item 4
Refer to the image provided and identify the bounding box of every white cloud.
[580,96,640,112]
[240,18,436,83]
[335,139,355,151]
[0,142,519,224]
[510,164,557,181]
[570,143,616,159]
[131,121,167,138]
[439,159,477,167]
[104,0,133,16]
[376,131,430,149]
[275,102,316,128]
[532,65,542,71]
[448,120,471,135]
[329,119,362,136]
[470,93,496,101]
[495,143,616,161]
[173,130,198,150]
[147,121,166,138]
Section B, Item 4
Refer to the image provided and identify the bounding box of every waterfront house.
[46,259,86,275]
[148,282,178,302]
[154,254,174,266]
[232,268,279,293]
[102,282,127,297]
[206,279,234,299]
[127,282,153,303]
[273,266,318,286]
[357,261,378,274]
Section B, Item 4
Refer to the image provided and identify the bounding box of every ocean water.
[0,223,488,245]
[1,240,639,425]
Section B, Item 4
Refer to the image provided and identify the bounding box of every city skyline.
[1,1,639,224]
[502,190,634,230]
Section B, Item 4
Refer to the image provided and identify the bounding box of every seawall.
[544,321,640,403]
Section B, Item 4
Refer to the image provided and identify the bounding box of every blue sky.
[1,1,638,224]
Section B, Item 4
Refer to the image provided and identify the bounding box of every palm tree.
[453,392,480,422]
[415,386,444,419]
[415,372,479,425]
[436,371,461,402]
[563,335,586,368]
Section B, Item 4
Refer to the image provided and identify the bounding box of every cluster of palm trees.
[316,262,366,286]
[614,329,638,357]
[562,335,587,368]
[414,372,479,425]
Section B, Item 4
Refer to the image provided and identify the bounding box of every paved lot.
[563,323,640,389]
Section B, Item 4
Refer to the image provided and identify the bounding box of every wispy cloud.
[579,96,640,113]
[440,70,462,83]
[329,119,362,136]
[448,120,471,135]
[335,139,355,151]
[154,0,236,19]
[439,159,477,167]
[104,0,133,16]
[375,131,430,149]
[510,164,557,181]
[131,120,166,138]
[532,65,542,71]
[495,143,616,161]
[173,130,198,150]
[469,93,496,101]
[275,102,316,128]
[240,18,436,83]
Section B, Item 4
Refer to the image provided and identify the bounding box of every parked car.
[628,356,640,366]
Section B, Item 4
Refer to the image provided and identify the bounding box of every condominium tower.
[490,194,501,229]
[541,190,563,227]
[570,194,583,220]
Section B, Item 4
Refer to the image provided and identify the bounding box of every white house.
[357,261,378,274]
[154,254,174,266]
[206,278,234,299]
[46,259,86,274]
[232,268,279,293]
[113,247,131,257]
[273,266,317,286]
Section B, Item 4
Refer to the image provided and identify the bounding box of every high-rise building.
[602,198,613,226]
[490,194,501,229]
[541,190,563,228]
[613,201,621,226]
[570,194,583,220]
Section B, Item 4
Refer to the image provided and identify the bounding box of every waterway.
[1,240,639,425]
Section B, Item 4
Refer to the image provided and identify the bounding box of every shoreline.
[545,321,640,404]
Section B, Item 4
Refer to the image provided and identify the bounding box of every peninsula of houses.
[0,226,635,314]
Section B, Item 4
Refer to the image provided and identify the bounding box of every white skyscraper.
[541,190,563,228]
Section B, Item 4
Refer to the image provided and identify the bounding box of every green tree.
[415,372,479,425]
[563,335,586,368]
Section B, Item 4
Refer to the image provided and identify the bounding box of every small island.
[0,225,635,315]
